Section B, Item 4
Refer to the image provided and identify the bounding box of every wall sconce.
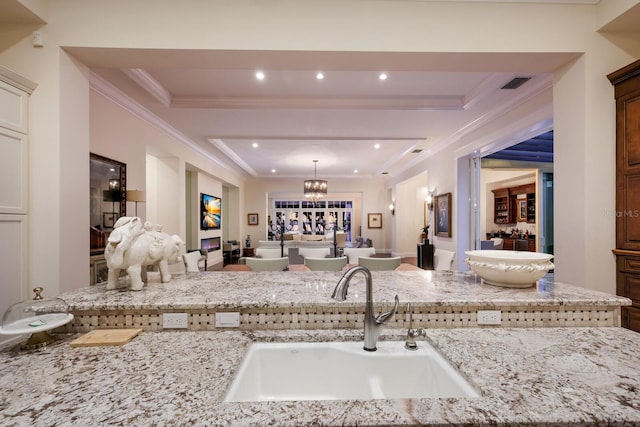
[426,192,434,211]
[389,202,395,216]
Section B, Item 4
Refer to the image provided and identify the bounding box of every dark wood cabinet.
[609,59,640,333]
[243,247,255,257]
[492,184,535,224]
[492,188,511,224]
[527,192,536,223]
[487,234,536,251]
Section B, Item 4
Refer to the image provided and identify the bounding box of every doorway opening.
[476,130,554,255]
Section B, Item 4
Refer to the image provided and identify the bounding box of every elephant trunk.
[105,241,125,269]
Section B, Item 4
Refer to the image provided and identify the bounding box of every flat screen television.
[200,193,221,230]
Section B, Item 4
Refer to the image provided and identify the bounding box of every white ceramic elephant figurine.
[104,216,184,291]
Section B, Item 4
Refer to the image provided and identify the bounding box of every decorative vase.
[245,234,252,248]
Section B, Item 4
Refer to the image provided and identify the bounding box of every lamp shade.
[126,190,145,202]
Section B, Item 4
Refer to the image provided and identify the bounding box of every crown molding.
[122,68,172,107]
[89,71,227,169]
[208,139,257,177]
[0,65,37,94]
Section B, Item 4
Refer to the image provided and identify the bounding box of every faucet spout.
[331,265,399,351]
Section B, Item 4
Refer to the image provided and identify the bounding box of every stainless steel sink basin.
[224,340,480,402]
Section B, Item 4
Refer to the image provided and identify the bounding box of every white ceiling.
[75,48,579,180]
[7,0,639,181]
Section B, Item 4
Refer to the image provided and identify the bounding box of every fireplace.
[201,237,221,252]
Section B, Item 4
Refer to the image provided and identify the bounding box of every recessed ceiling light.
[354,169,359,174]
[316,72,324,80]
[255,71,265,80]
[252,142,259,148]
[379,72,388,81]
[271,169,276,173]
[374,143,381,149]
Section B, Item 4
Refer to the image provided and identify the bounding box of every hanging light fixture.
[304,160,328,200]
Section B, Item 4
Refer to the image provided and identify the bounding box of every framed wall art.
[248,213,259,226]
[201,193,221,230]
[368,213,382,228]
[517,199,527,222]
[434,193,452,237]
[103,212,118,229]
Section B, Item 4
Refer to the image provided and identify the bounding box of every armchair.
[223,241,241,264]
[358,256,402,271]
[245,257,289,271]
[182,250,207,272]
[434,249,456,271]
[304,256,348,271]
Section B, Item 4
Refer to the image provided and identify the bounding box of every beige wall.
[0,0,639,296]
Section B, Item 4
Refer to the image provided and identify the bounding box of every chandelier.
[304,160,327,200]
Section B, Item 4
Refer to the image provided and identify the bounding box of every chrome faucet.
[404,302,425,351]
[331,265,399,351]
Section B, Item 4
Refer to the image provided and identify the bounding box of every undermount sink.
[223,340,480,402]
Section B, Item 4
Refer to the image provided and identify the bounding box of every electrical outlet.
[477,310,502,325]
[215,312,240,328]
[163,312,188,329]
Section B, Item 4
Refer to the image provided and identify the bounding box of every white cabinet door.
[0,214,28,319]
[0,127,27,214]
[0,79,28,134]
[0,73,30,329]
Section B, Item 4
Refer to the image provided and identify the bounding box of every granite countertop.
[1,327,639,426]
[57,270,630,310]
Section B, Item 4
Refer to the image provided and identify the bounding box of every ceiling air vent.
[412,149,423,154]
[501,77,531,90]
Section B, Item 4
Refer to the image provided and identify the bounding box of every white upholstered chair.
[491,238,504,250]
[434,249,456,271]
[298,247,331,259]
[255,247,287,258]
[304,256,348,271]
[358,256,402,271]
[182,250,207,272]
[343,247,376,265]
[245,257,289,272]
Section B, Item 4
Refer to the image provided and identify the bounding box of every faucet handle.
[375,295,399,325]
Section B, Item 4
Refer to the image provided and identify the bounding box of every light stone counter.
[1,327,639,426]
[60,270,627,310]
[56,271,631,332]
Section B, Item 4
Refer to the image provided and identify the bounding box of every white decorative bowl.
[464,250,554,288]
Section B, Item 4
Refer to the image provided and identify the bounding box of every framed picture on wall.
[200,193,221,230]
[248,213,259,226]
[517,199,527,222]
[368,213,382,228]
[103,212,118,229]
[435,193,452,237]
